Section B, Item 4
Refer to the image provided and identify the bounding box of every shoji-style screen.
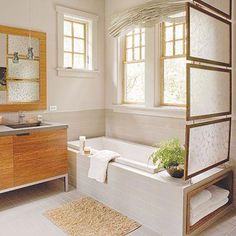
[185,118,231,179]
[193,0,231,19]
[187,64,231,120]
[187,3,231,67]
[184,3,232,180]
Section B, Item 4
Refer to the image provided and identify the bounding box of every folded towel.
[191,197,229,225]
[191,185,229,217]
[191,186,230,219]
[208,185,230,200]
[190,189,212,210]
[88,150,120,183]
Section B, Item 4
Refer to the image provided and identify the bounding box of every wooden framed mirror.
[0,25,46,112]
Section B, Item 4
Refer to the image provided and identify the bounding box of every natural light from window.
[64,19,87,69]
[161,21,186,106]
[123,28,145,104]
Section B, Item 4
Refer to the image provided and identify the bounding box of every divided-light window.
[161,22,186,106]
[123,28,145,104]
[64,19,87,69]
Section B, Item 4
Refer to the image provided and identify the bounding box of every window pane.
[163,58,186,105]
[126,36,133,48]
[64,37,72,52]
[74,54,85,69]
[175,40,183,55]
[141,47,145,60]
[74,38,84,53]
[175,24,183,40]
[165,42,173,56]
[126,49,133,61]
[134,34,140,47]
[64,21,72,36]
[134,28,140,34]
[64,53,72,67]
[141,33,145,46]
[74,23,85,38]
[125,62,145,103]
[165,27,173,41]
[134,48,140,60]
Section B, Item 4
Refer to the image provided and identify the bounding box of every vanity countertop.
[0,122,68,136]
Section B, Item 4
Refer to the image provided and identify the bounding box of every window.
[56,6,99,77]
[64,20,87,69]
[123,28,145,104]
[160,22,186,106]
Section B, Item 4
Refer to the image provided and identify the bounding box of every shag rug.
[45,197,141,236]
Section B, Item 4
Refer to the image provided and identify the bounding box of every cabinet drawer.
[13,129,68,186]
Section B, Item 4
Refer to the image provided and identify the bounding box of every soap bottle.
[79,136,86,155]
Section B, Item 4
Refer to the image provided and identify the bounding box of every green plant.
[151,138,185,169]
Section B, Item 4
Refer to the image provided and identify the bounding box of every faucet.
[18,111,25,124]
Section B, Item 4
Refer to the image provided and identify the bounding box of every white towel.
[190,189,212,210]
[208,185,230,200]
[191,197,229,225]
[88,150,120,183]
[191,186,230,219]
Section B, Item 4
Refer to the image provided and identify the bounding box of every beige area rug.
[45,197,141,236]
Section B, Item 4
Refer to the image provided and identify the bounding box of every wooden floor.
[0,180,235,236]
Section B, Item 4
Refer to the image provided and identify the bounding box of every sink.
[6,122,47,129]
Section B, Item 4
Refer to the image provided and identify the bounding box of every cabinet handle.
[16,133,31,136]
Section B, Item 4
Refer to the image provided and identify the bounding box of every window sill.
[112,104,186,119]
[57,68,99,78]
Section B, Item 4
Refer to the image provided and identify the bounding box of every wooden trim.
[186,64,232,121]
[184,118,231,180]
[186,171,233,234]
[186,3,232,68]
[0,25,46,112]
[193,0,232,19]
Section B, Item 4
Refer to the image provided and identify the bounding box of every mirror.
[0,25,46,111]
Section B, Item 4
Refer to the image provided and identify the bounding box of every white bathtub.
[68,136,158,173]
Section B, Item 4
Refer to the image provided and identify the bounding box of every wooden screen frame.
[186,64,232,121]
[184,118,231,180]
[193,0,232,19]
[186,3,232,67]
[0,25,46,112]
[186,170,233,234]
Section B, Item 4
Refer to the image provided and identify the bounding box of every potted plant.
[151,138,185,178]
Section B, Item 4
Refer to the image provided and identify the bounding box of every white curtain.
[109,0,191,37]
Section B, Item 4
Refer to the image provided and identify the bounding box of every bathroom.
[0,0,235,235]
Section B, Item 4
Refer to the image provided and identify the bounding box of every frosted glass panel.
[8,35,39,57]
[8,59,39,79]
[194,0,231,17]
[188,5,231,66]
[187,119,231,178]
[8,81,39,102]
[188,65,231,119]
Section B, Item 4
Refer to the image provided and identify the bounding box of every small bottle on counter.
[79,136,86,155]
[84,146,91,155]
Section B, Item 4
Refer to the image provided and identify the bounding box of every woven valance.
[109,0,190,37]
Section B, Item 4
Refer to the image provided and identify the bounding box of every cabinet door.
[13,129,67,186]
[0,136,14,190]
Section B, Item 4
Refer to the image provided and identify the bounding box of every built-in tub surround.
[68,139,233,236]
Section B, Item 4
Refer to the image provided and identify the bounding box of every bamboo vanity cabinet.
[0,127,68,192]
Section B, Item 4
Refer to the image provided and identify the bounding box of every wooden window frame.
[160,22,186,107]
[123,28,145,104]
[63,19,87,69]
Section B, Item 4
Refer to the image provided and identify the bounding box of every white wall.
[0,0,105,112]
